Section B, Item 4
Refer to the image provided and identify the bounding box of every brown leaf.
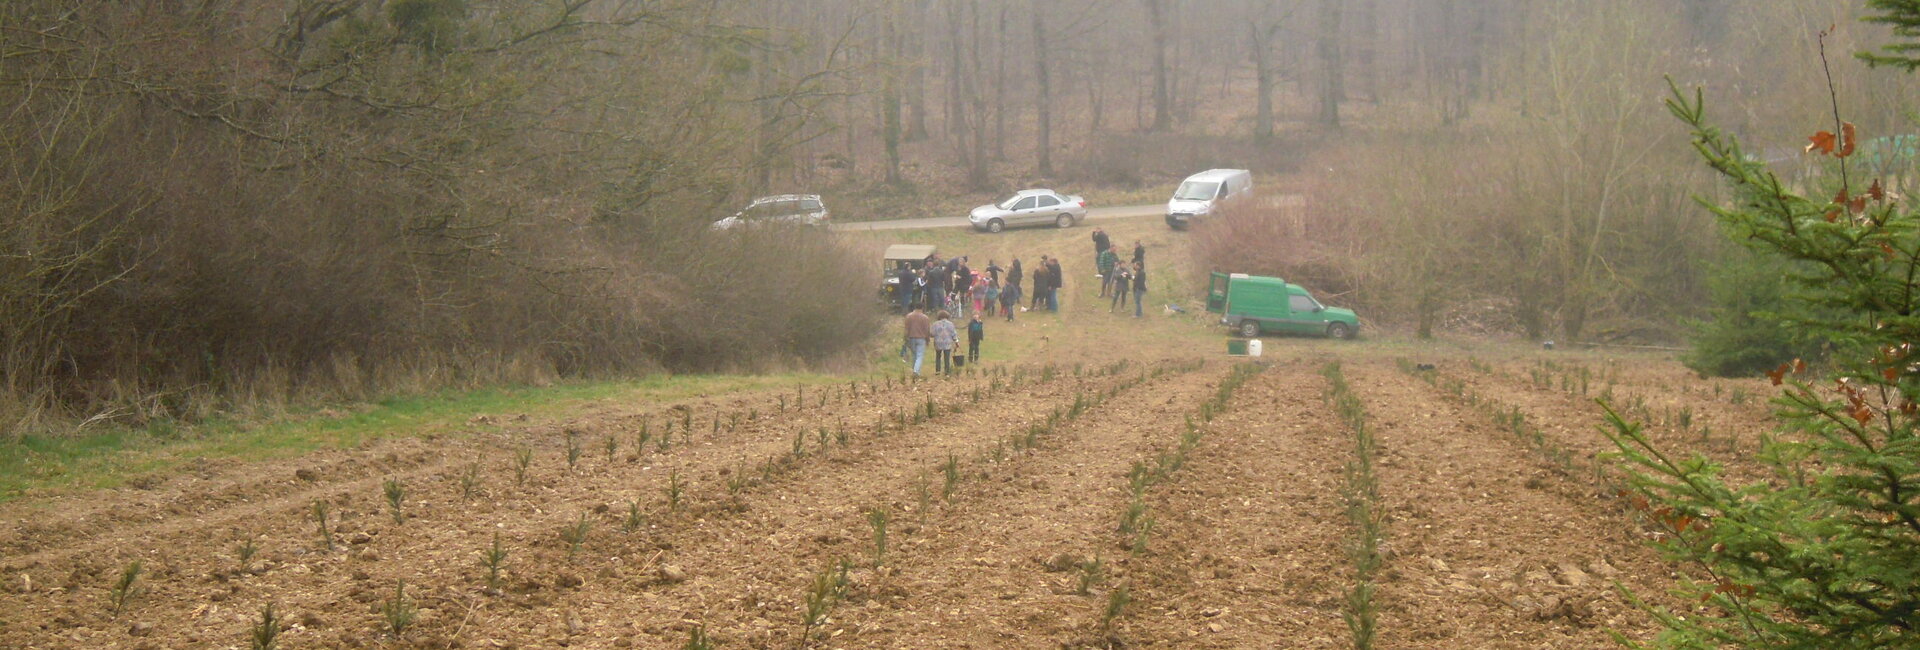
[1869,178,1887,201]
[1853,407,1875,425]
[1808,130,1838,155]
[1840,122,1858,158]
[1767,364,1787,386]
[1884,366,1900,382]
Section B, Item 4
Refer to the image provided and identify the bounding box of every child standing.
[966,315,985,363]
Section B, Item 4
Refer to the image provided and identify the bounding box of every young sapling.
[382,478,405,524]
[560,511,592,559]
[381,580,416,636]
[249,602,282,650]
[513,447,533,485]
[109,559,142,617]
[480,533,507,589]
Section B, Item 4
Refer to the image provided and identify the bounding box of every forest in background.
[5,0,1917,433]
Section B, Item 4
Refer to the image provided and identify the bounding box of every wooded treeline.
[1,0,880,430]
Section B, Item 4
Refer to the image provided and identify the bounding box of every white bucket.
[1247,339,1263,357]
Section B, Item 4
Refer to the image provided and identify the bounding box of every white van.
[1165,169,1253,230]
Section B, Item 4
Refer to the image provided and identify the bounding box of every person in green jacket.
[1096,247,1119,298]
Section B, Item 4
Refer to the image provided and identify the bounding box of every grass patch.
[0,372,849,501]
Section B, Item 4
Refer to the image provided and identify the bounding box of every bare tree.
[1144,0,1172,131]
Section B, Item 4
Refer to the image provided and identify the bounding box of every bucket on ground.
[1248,339,1263,357]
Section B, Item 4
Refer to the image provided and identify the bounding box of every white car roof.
[1010,189,1058,197]
[1182,169,1250,183]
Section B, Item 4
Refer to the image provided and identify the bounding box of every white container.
[1247,339,1263,357]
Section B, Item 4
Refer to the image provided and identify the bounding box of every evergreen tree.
[1605,58,1920,645]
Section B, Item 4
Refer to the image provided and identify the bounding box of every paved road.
[830,203,1165,232]
[829,194,1304,232]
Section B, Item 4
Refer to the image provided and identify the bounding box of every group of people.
[900,307,986,376]
[895,227,1153,376]
[1092,227,1150,318]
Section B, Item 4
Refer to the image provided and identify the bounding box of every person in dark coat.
[1132,240,1145,266]
[1029,256,1049,310]
[1046,257,1064,312]
[895,264,916,312]
[1092,227,1111,256]
[1003,258,1023,321]
[924,259,948,312]
[966,315,985,362]
[1131,262,1148,318]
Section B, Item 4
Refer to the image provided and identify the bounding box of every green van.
[1205,272,1359,339]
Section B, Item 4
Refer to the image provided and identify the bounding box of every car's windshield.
[744,200,800,219]
[996,195,1024,210]
[1173,181,1220,202]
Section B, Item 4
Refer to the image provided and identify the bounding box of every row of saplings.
[86,361,1147,649]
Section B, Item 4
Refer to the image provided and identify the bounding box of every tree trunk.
[993,3,1006,161]
[945,0,964,140]
[1315,0,1343,129]
[1034,7,1052,177]
[1144,0,1171,132]
[966,0,987,189]
[905,1,929,142]
[1250,22,1274,141]
[883,2,903,184]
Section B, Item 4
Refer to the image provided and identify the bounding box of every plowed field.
[0,216,1775,648]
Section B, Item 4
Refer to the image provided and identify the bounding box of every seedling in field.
[834,424,849,446]
[726,466,751,496]
[867,506,891,567]
[109,559,141,616]
[683,625,715,650]
[382,478,405,524]
[604,435,618,463]
[637,422,652,453]
[623,500,645,532]
[1128,516,1155,556]
[681,410,692,432]
[941,452,961,502]
[792,430,807,458]
[481,533,508,589]
[815,427,830,450]
[1076,555,1105,595]
[913,473,932,519]
[249,602,282,649]
[381,580,416,636]
[566,430,583,469]
[235,535,259,569]
[312,500,334,550]
[665,471,685,512]
[657,429,672,452]
[1101,582,1131,633]
[561,511,592,559]
[513,447,533,485]
[459,462,480,499]
[800,558,851,646]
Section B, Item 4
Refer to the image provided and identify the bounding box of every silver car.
[968,189,1087,233]
[711,194,829,230]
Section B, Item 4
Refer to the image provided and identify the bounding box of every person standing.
[1092,227,1110,258]
[986,259,1004,286]
[984,279,1000,317]
[1131,262,1148,318]
[904,307,932,376]
[1109,263,1132,313]
[1029,256,1049,311]
[895,264,916,312]
[1096,245,1119,298]
[971,274,989,316]
[1132,240,1145,266]
[1046,256,1064,312]
[966,315,985,363]
[925,259,947,312]
[1005,258,1023,320]
[931,310,958,375]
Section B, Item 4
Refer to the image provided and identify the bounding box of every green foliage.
[866,506,890,567]
[1859,0,1920,70]
[312,500,334,551]
[250,602,283,650]
[1682,243,1828,377]
[682,625,716,650]
[381,581,417,637]
[383,478,405,524]
[1603,79,1920,648]
[480,533,507,589]
[560,511,591,559]
[109,560,141,616]
[513,446,533,485]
